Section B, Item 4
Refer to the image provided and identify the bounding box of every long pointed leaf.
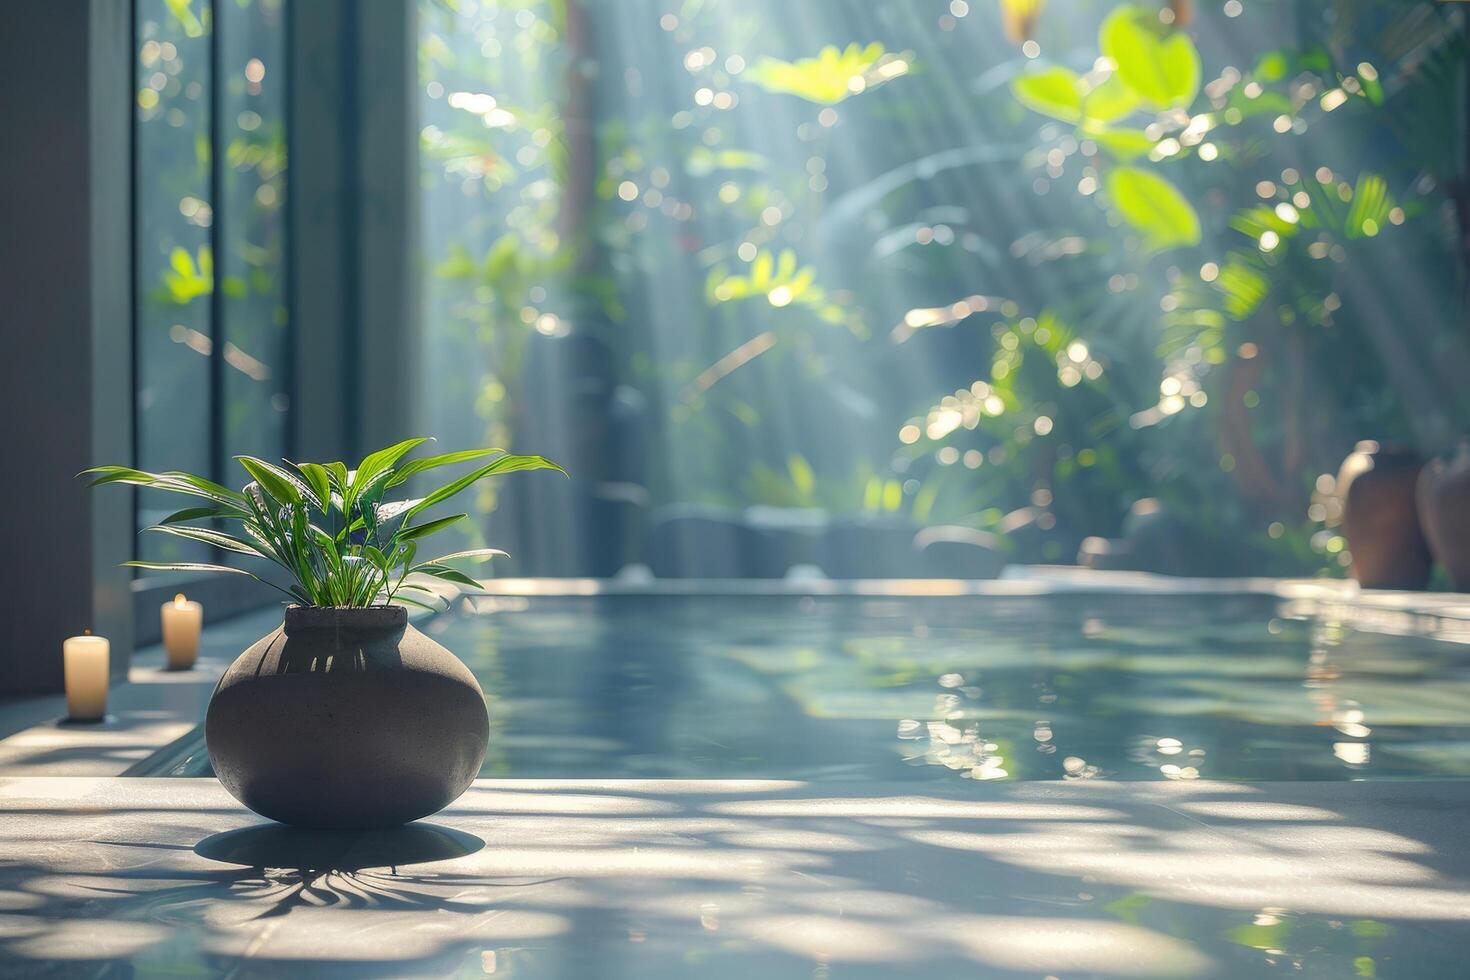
[406,454,566,519]
[82,467,244,507]
[286,461,331,509]
[159,505,241,525]
[398,513,467,541]
[143,524,266,556]
[413,563,485,589]
[123,560,299,600]
[386,448,505,488]
[236,456,304,506]
[428,548,509,564]
[353,437,433,493]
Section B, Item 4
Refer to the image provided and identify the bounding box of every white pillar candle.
[63,631,109,721]
[161,593,203,670]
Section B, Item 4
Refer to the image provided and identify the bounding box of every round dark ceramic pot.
[1336,441,1431,590]
[1418,440,1470,591]
[205,605,488,829]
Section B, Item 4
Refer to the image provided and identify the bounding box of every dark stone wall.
[0,0,134,690]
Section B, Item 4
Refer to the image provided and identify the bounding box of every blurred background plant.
[141,0,1465,579]
[410,0,1470,577]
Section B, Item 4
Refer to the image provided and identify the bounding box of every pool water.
[154,592,1470,782]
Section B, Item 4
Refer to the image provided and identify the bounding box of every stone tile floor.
[1,777,1467,977]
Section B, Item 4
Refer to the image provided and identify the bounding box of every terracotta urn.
[1418,441,1470,591]
[1335,441,1431,590]
[205,605,488,829]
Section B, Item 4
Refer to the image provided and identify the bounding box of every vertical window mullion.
[208,0,225,490]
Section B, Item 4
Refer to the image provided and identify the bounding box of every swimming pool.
[143,589,1470,782]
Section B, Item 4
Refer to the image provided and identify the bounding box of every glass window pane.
[218,0,290,471]
[135,0,213,562]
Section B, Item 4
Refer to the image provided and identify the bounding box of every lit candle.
[63,630,109,721]
[161,593,203,670]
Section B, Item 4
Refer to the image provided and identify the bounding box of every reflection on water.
[424,593,1470,782]
[172,593,1470,781]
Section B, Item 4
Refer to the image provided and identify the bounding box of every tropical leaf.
[430,548,510,564]
[1344,173,1393,239]
[1216,257,1269,319]
[746,43,905,105]
[407,454,566,519]
[387,447,505,487]
[353,438,433,495]
[1083,73,1141,122]
[158,505,235,525]
[398,513,468,541]
[1012,66,1082,123]
[414,563,485,590]
[1088,126,1154,161]
[236,456,305,507]
[123,560,298,600]
[89,441,563,608]
[292,462,332,509]
[1100,5,1201,109]
[143,524,266,556]
[1107,166,1201,251]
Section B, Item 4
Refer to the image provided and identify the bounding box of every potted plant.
[85,438,564,828]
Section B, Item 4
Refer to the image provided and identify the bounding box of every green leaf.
[1011,66,1082,123]
[122,560,297,599]
[414,563,485,589]
[1100,5,1200,109]
[386,447,504,488]
[407,454,566,519]
[1082,74,1141,123]
[236,456,304,506]
[82,466,245,507]
[293,462,332,509]
[745,43,895,105]
[429,548,509,564]
[363,545,392,578]
[81,465,155,487]
[390,592,447,612]
[398,513,468,541]
[1345,173,1392,239]
[159,505,235,525]
[1107,166,1201,251]
[1088,126,1154,161]
[162,472,248,506]
[353,437,433,495]
[143,524,266,556]
[325,462,350,491]
[1215,257,1269,319]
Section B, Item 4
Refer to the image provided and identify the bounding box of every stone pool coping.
[0,776,1466,976]
[3,569,1469,778]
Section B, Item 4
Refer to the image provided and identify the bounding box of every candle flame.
[174,593,187,606]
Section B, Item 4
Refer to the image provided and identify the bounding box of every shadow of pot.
[1336,441,1431,590]
[1418,440,1470,591]
[195,821,483,872]
[205,605,488,830]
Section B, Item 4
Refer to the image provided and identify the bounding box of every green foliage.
[159,245,213,305]
[1107,167,1201,251]
[1011,67,1084,123]
[1012,69,1139,126]
[746,43,909,104]
[743,455,908,516]
[705,249,854,328]
[1087,126,1153,161]
[85,440,565,608]
[1098,5,1200,109]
